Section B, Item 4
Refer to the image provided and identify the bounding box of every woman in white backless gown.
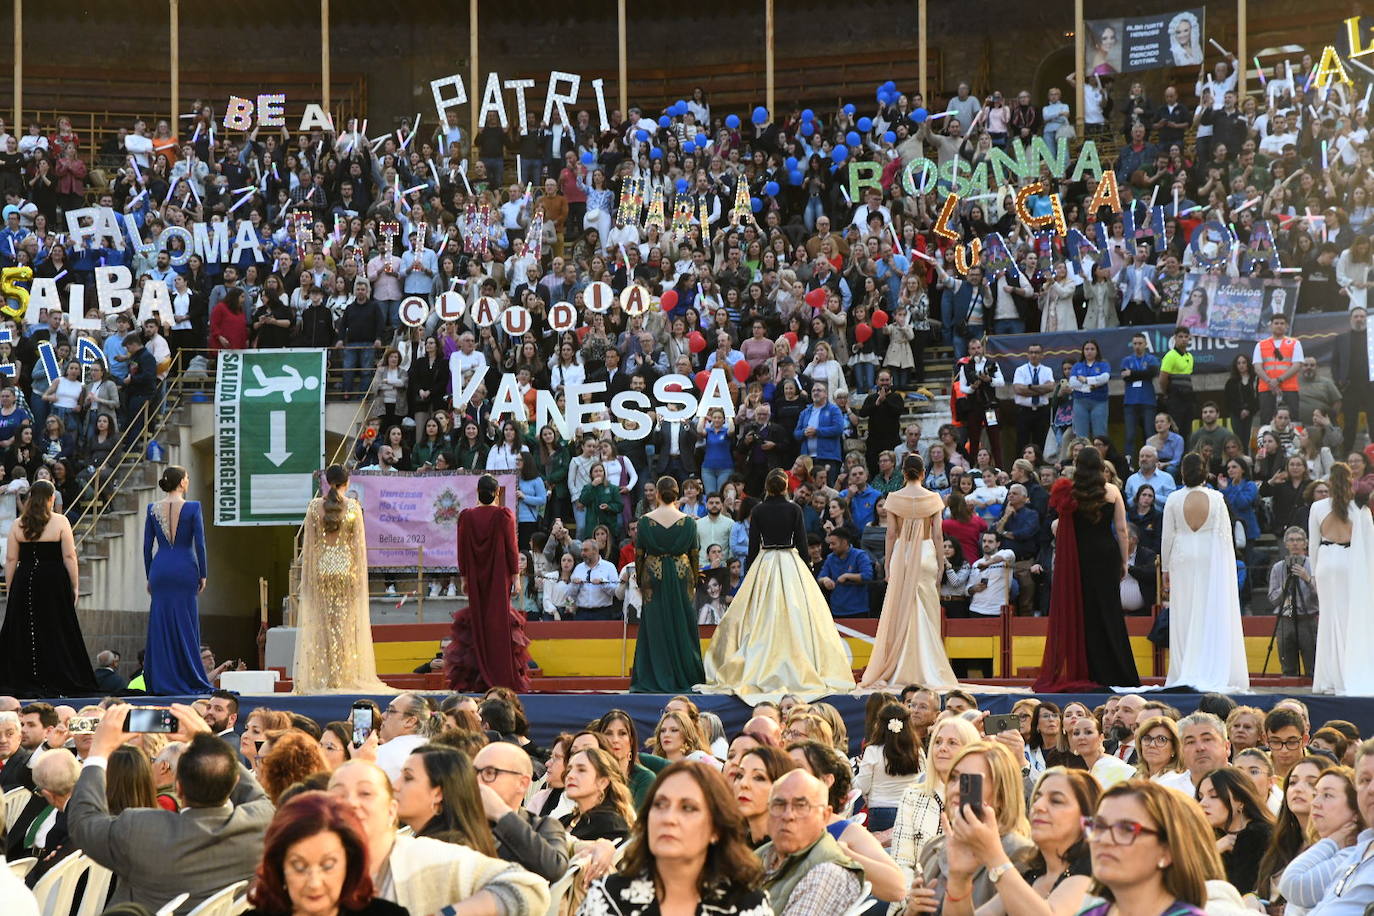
[1161,454,1249,692]
[1309,463,1374,695]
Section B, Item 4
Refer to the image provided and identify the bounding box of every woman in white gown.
[859,453,958,690]
[1309,462,1374,695]
[1161,452,1249,691]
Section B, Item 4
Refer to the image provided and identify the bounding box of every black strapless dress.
[0,540,98,697]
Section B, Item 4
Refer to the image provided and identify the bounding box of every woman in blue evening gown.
[143,465,213,695]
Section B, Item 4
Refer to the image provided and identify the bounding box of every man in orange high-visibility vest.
[1251,314,1304,425]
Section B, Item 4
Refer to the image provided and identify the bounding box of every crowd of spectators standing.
[0,48,1367,641]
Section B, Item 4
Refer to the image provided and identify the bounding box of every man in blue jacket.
[795,381,844,485]
[1120,331,1160,462]
[818,527,873,617]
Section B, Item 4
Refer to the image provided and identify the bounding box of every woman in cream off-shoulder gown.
[293,464,392,694]
[860,453,959,690]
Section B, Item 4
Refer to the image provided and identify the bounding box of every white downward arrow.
[265,410,292,466]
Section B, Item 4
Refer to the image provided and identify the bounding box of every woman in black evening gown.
[1033,446,1140,691]
[0,480,97,697]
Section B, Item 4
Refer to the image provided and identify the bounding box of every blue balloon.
[750,197,763,213]
[649,147,663,159]
[789,169,804,185]
[675,178,689,193]
[845,131,860,147]
[580,151,595,165]
[883,131,896,144]
[658,116,671,128]
[882,80,896,91]
[784,156,798,171]
[911,107,929,123]
[877,89,893,105]
[675,99,688,113]
[694,134,708,148]
[725,114,741,129]
[764,181,780,197]
[800,121,815,137]
[801,108,815,121]
[832,145,849,162]
[635,129,649,142]
[752,106,768,124]
[843,104,856,116]
[857,117,873,133]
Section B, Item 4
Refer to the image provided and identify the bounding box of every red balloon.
[804,287,827,309]
[783,331,798,347]
[855,322,873,344]
[660,289,679,311]
[664,382,683,393]
[733,359,751,382]
[688,330,707,353]
[694,370,711,390]
[871,309,889,329]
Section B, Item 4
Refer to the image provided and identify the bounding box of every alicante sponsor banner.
[984,312,1347,379]
[350,470,517,572]
[214,349,326,526]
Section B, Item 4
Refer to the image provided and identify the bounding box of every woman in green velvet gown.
[578,462,622,539]
[631,476,706,692]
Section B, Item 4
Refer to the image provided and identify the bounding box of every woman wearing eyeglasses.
[934,767,1100,916]
[1077,781,1221,916]
[394,746,502,851]
[1132,717,1193,795]
[242,792,407,916]
[578,763,768,916]
[1196,766,1274,895]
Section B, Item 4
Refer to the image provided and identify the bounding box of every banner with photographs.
[1085,8,1205,75]
[1178,275,1300,341]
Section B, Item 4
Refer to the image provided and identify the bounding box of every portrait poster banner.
[1179,275,1300,341]
[350,470,517,572]
[1085,8,1205,74]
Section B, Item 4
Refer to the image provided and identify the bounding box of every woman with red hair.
[244,791,405,916]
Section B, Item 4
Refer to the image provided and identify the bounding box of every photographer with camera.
[1266,526,1318,677]
[952,336,1005,468]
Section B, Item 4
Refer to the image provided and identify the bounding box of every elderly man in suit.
[66,703,274,913]
[0,710,33,791]
[652,414,699,482]
[11,750,81,885]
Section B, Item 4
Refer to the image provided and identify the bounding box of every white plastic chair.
[72,860,114,916]
[186,880,248,916]
[30,851,92,916]
[4,785,33,831]
[837,881,874,916]
[156,892,190,916]
[544,863,581,916]
[6,856,36,879]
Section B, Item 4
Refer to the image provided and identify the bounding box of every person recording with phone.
[66,702,275,913]
[905,741,1035,915]
[1267,526,1319,677]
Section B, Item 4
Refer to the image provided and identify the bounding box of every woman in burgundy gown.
[444,474,532,691]
[1033,446,1140,692]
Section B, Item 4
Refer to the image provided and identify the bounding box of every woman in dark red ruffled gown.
[444,474,532,691]
[1033,447,1140,692]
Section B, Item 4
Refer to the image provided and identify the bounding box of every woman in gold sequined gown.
[293,465,392,694]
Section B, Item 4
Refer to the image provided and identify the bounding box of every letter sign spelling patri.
[215,349,327,525]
